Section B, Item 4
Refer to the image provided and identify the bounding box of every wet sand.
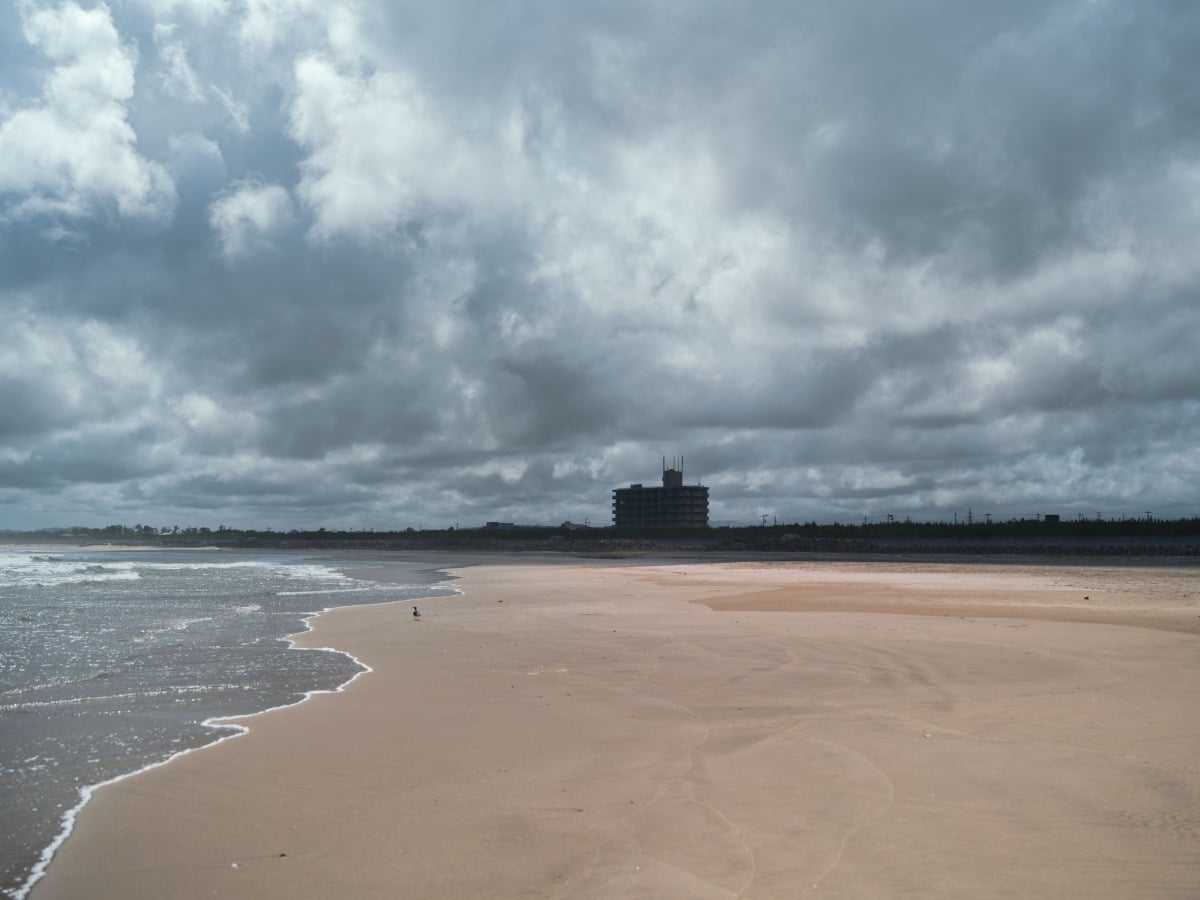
[30,558,1200,898]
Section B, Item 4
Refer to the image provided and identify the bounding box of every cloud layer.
[2,0,1198,529]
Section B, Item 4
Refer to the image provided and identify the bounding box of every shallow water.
[0,548,451,899]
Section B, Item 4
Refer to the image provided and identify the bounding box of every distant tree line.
[6,516,1200,557]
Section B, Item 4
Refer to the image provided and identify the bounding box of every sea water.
[0,547,452,899]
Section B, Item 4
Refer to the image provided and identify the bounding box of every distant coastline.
[6,518,1200,560]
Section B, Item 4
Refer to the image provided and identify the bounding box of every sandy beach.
[29,557,1200,898]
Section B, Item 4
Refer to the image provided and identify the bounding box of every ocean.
[0,547,453,899]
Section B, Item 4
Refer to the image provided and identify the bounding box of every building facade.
[612,464,709,528]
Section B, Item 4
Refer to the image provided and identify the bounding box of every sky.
[1,0,1198,531]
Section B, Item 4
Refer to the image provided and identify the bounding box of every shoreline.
[28,557,1200,898]
[10,554,460,900]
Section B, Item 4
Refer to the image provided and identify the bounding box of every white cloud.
[0,308,159,439]
[153,23,205,102]
[166,131,225,179]
[210,84,250,133]
[149,0,232,20]
[208,179,294,257]
[238,0,323,50]
[288,55,455,241]
[0,2,174,222]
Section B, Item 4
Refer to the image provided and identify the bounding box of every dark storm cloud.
[0,429,164,489]
[0,376,73,440]
[1,0,1197,528]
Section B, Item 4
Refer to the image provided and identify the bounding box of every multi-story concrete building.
[612,462,709,528]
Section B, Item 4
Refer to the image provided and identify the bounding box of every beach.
[28,556,1200,898]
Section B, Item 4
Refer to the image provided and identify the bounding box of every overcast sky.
[1,0,1198,530]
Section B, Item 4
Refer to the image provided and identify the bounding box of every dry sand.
[30,557,1200,898]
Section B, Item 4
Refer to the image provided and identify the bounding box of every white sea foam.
[0,551,365,594]
[0,684,241,712]
[130,616,214,643]
[0,560,141,589]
